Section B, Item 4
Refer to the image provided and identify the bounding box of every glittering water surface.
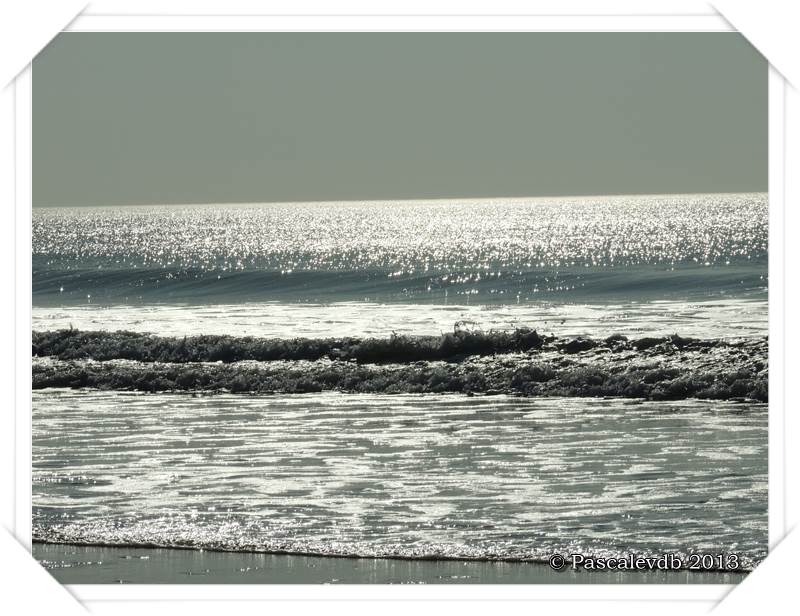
[33,391,767,568]
[32,194,769,577]
[33,194,767,304]
[32,297,766,340]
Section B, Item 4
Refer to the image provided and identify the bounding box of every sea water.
[33,391,766,568]
[32,193,768,574]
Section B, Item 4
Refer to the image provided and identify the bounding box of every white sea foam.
[32,297,766,340]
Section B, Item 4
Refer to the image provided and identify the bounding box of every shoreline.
[34,543,749,585]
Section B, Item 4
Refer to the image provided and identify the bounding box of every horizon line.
[33,190,768,209]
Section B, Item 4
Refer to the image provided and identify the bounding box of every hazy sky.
[33,33,766,207]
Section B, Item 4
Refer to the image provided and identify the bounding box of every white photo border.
[7,4,790,612]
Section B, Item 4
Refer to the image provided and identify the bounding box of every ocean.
[32,193,768,580]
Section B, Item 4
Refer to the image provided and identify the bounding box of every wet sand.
[34,544,748,585]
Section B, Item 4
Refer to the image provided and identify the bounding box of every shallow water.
[32,296,766,341]
[33,391,767,569]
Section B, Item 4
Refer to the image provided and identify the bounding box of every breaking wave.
[32,328,767,402]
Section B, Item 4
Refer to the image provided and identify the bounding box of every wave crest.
[32,329,767,402]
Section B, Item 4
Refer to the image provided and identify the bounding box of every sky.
[33,32,766,207]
